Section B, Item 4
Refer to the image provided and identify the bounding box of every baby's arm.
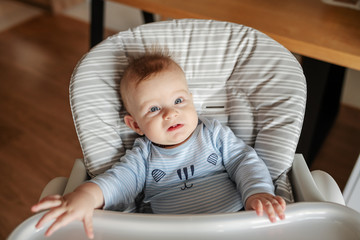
[245,193,286,222]
[31,182,104,239]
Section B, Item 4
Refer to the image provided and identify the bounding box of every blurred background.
[1,0,359,238]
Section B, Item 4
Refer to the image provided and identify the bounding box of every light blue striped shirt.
[90,117,274,213]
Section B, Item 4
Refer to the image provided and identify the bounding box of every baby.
[32,51,286,239]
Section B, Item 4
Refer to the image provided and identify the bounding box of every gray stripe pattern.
[70,19,306,203]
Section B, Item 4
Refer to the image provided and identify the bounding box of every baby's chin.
[153,124,197,149]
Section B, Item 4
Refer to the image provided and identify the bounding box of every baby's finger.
[270,199,284,219]
[251,199,264,217]
[263,201,276,223]
[39,195,62,203]
[275,196,286,210]
[31,195,63,212]
[83,214,94,239]
[273,197,286,220]
[45,211,78,237]
[35,206,66,229]
[32,200,63,213]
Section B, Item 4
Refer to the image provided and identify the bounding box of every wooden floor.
[1,13,360,239]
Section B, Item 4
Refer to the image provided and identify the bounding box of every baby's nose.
[163,107,178,120]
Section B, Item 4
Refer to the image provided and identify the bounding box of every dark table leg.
[90,0,104,48]
[142,11,155,23]
[90,0,154,48]
[296,57,345,165]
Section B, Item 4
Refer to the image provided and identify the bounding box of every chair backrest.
[70,19,306,202]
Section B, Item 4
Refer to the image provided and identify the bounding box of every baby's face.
[125,64,198,148]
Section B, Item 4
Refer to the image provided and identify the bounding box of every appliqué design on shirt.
[207,153,218,165]
[152,169,166,182]
[151,153,219,190]
[177,165,195,190]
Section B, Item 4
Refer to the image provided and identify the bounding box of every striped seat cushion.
[70,19,306,203]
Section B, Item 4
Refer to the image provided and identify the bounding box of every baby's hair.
[122,47,179,87]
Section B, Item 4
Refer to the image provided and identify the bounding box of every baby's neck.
[152,143,178,149]
[152,131,195,149]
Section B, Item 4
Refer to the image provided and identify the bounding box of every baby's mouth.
[167,124,183,131]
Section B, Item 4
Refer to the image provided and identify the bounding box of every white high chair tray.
[9,202,360,240]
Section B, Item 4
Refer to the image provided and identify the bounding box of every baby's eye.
[174,98,184,105]
[149,106,160,113]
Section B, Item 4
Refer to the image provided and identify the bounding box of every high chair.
[9,19,360,240]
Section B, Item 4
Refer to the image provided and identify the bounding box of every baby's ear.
[124,115,144,136]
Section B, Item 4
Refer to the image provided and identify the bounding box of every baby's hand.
[245,193,286,222]
[31,183,103,239]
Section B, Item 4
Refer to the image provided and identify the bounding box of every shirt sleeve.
[209,119,275,204]
[89,137,149,211]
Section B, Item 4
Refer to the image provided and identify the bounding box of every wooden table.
[89,0,360,164]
